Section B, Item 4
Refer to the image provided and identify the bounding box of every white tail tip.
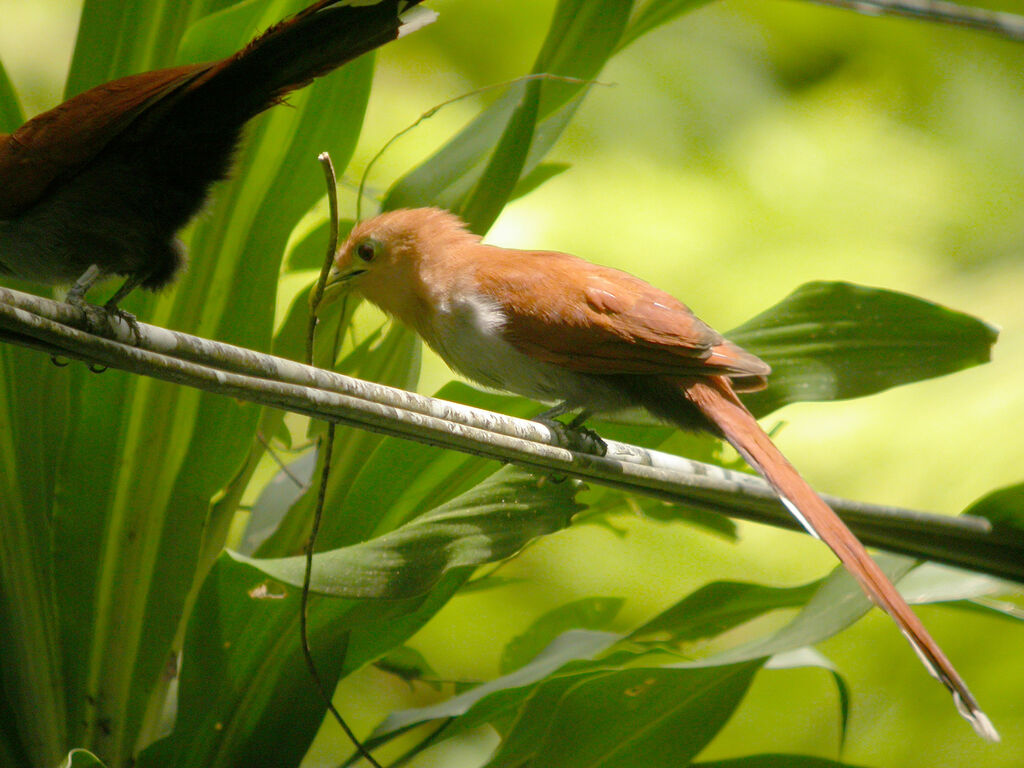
[398,5,438,38]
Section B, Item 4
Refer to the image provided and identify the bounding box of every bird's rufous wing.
[471,247,769,387]
[0,65,205,217]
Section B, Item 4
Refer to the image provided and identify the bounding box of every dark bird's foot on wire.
[65,267,144,343]
[103,300,143,344]
[66,295,143,344]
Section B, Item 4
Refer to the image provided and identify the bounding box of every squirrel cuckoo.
[320,206,997,740]
[0,0,431,312]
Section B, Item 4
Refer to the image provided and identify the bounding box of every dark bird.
[0,0,433,313]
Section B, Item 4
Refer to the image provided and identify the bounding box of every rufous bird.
[320,206,997,740]
[0,0,433,313]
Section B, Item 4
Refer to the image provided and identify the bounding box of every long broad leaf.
[135,47,380,753]
[367,577,825,746]
[238,467,585,598]
[618,1,715,51]
[140,466,579,767]
[371,556,912,750]
[369,629,624,746]
[68,0,193,93]
[693,555,916,668]
[258,381,542,560]
[136,553,466,768]
[0,36,68,768]
[382,0,635,223]
[729,282,998,416]
[483,661,762,768]
[694,756,871,768]
[0,321,70,768]
[0,60,24,129]
[501,597,625,674]
[459,76,542,234]
[765,648,852,750]
[630,579,821,644]
[963,482,1024,531]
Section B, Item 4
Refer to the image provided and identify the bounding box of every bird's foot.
[67,294,114,336]
[103,301,143,345]
[66,295,142,344]
[535,415,608,457]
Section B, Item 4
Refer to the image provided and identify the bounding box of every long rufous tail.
[683,378,998,741]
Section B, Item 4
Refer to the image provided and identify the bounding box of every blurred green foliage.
[1,1,1022,767]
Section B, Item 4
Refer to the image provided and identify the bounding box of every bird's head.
[318,207,478,321]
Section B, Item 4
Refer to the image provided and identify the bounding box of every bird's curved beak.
[312,260,367,310]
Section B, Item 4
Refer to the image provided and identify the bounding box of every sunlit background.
[3,1,1022,765]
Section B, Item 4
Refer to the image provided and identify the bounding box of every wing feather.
[469,246,770,386]
[0,66,204,217]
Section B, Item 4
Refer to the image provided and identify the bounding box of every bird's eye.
[356,240,378,263]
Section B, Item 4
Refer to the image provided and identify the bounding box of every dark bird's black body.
[0,0,428,305]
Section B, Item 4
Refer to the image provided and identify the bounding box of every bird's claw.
[535,416,608,457]
[69,298,114,337]
[103,302,144,345]
[570,424,608,456]
[67,295,143,345]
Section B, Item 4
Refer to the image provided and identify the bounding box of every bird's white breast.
[425,290,631,413]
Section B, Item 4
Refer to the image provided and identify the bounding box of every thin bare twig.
[255,431,309,489]
[306,151,343,360]
[299,153,384,768]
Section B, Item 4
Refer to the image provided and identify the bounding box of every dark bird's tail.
[146,0,434,129]
[128,0,435,288]
[210,0,433,117]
